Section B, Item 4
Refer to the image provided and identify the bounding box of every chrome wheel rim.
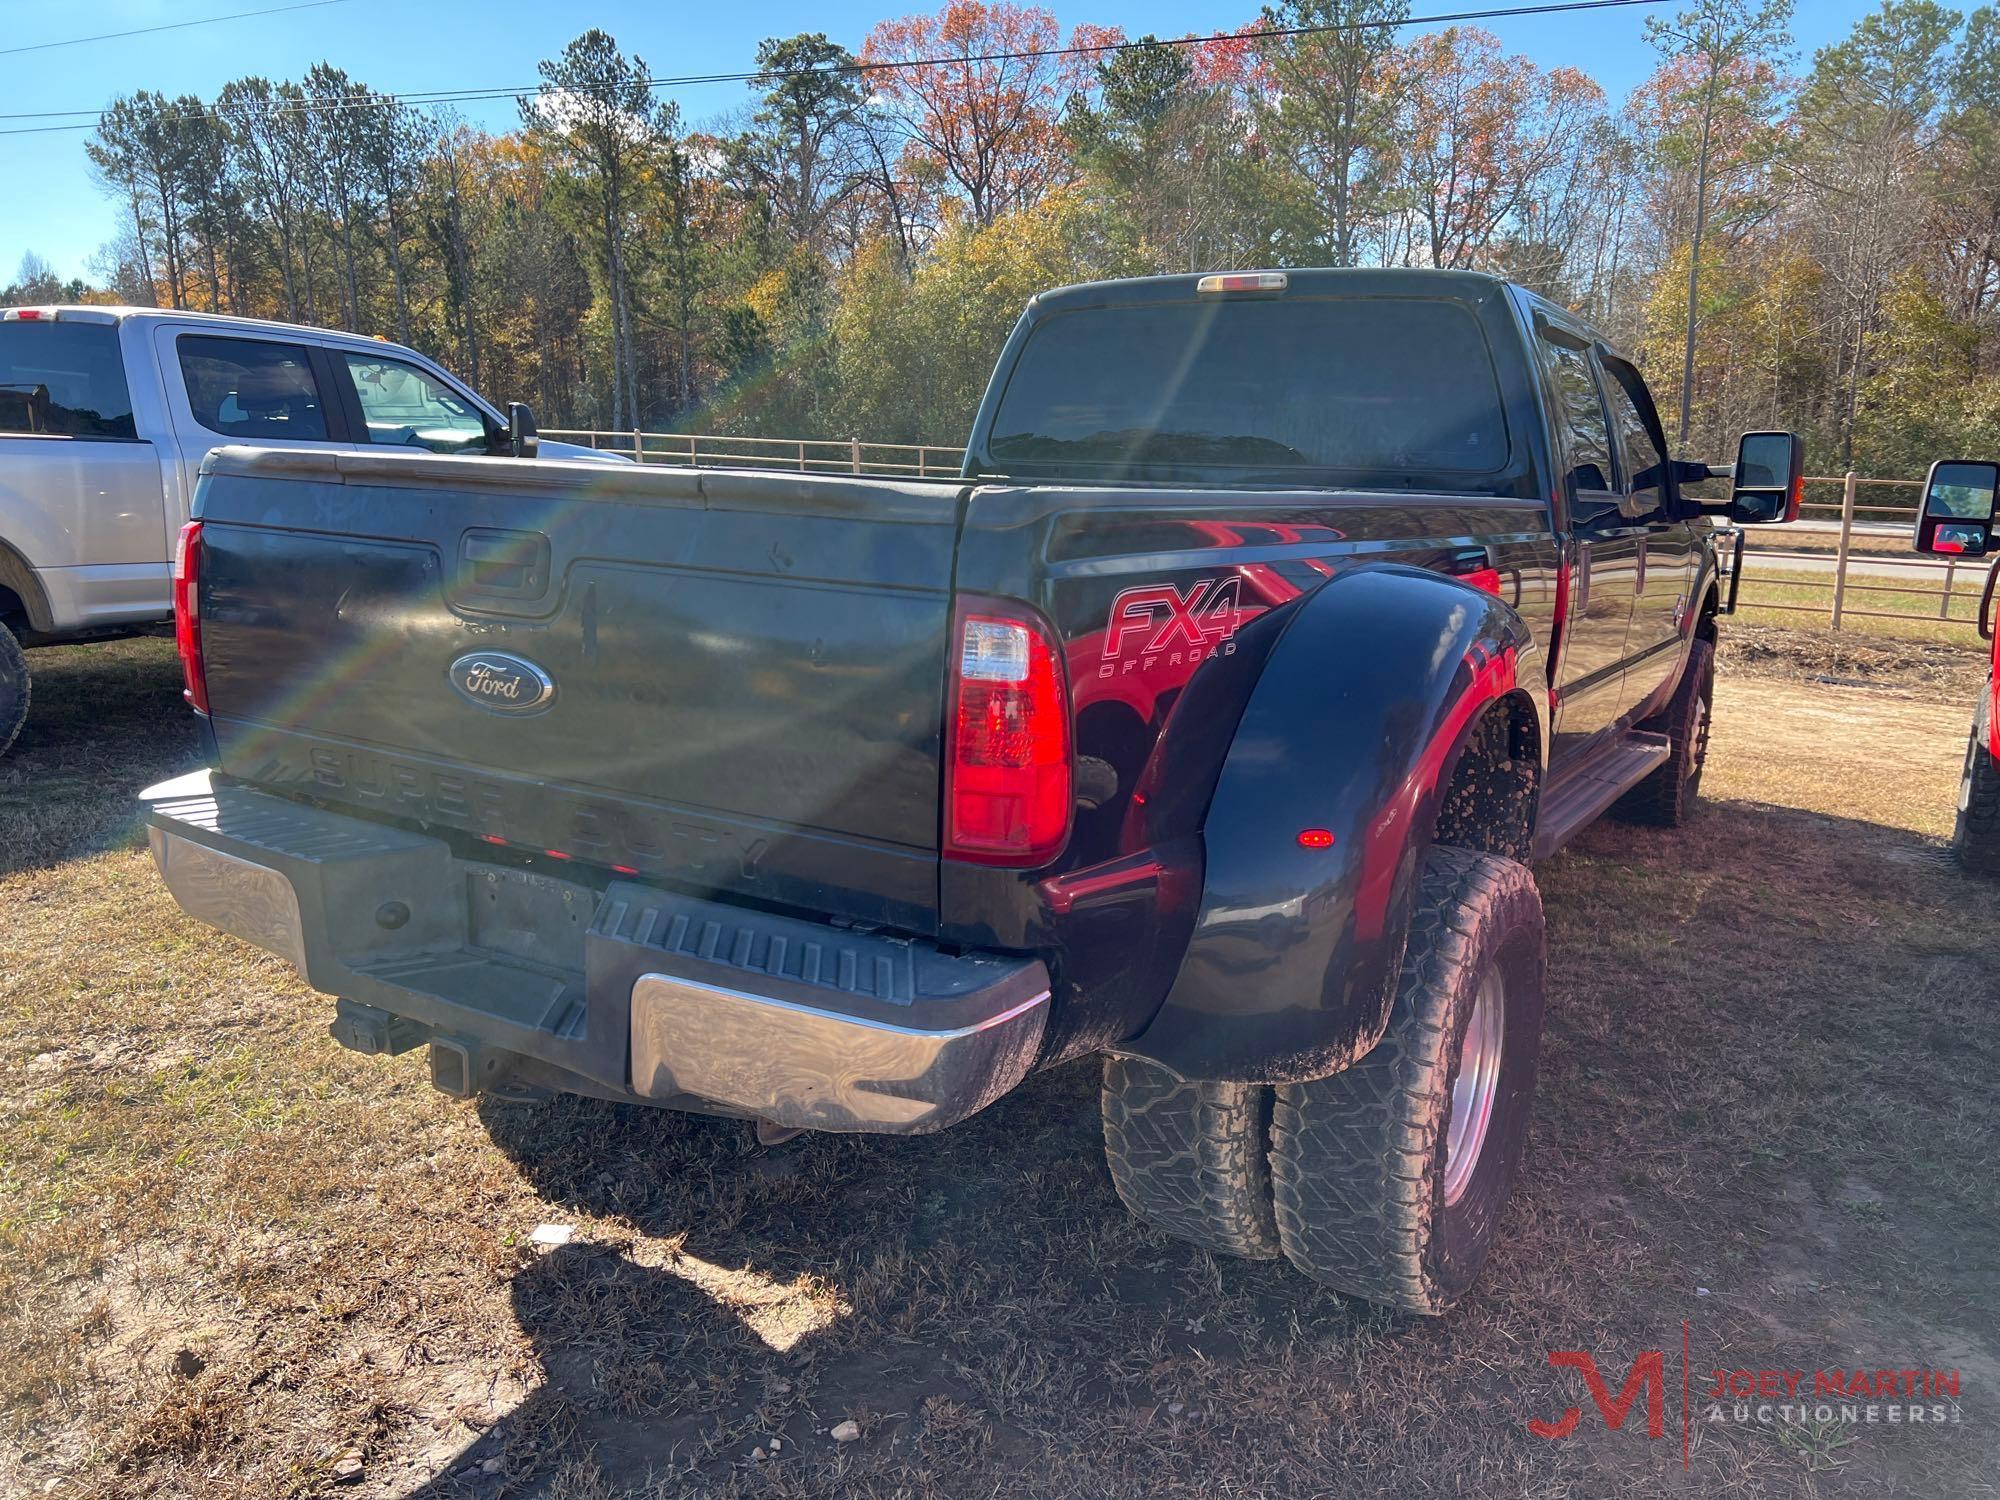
[1443,967,1505,1207]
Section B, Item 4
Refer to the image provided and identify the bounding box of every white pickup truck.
[0,305,619,754]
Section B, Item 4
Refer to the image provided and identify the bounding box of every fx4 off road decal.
[1101,578,1242,679]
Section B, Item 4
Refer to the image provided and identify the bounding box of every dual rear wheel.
[1102,845,1546,1315]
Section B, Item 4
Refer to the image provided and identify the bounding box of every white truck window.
[0,321,137,440]
[178,336,329,442]
[340,353,489,454]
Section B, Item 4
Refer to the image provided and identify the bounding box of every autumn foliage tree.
[58,6,2000,481]
[522,30,672,429]
[1068,35,1278,272]
[861,2,1083,226]
[1258,0,1410,265]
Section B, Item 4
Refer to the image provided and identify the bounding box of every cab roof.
[1027,266,1517,315]
[0,304,421,359]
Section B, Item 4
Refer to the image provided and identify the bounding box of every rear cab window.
[177,335,329,442]
[0,320,136,439]
[984,296,1513,488]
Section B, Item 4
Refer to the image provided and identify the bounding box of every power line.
[0,0,1665,139]
[0,0,355,60]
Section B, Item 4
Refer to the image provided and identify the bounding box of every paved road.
[1784,518,1910,539]
[1741,548,1976,582]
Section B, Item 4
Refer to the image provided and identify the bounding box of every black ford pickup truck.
[142,269,1801,1313]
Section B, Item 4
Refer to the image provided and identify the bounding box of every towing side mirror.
[1912,459,1999,558]
[1727,431,1804,524]
[507,402,539,459]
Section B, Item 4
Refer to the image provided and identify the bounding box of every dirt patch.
[0,637,1995,1498]
[1703,671,1970,837]
[1720,620,1988,698]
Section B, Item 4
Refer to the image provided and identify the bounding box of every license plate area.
[467,865,594,974]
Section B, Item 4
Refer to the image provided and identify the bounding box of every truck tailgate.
[194,448,962,934]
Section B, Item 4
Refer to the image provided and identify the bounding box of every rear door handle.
[456,528,551,601]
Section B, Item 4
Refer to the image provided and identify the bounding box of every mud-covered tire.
[1614,636,1714,827]
[1952,693,2000,876]
[0,620,27,759]
[1269,846,1545,1315]
[1101,1058,1280,1259]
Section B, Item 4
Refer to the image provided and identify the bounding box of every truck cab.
[0,304,614,754]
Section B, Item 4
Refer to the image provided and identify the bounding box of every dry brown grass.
[2,634,1996,1499]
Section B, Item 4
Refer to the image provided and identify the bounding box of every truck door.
[1601,357,1694,717]
[0,311,169,631]
[1537,325,1638,760]
[149,324,353,529]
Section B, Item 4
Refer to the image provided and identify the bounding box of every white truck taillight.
[944,597,1072,866]
[173,521,208,714]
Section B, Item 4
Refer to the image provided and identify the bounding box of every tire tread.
[1101,1059,1280,1259]
[1615,636,1714,827]
[0,621,27,760]
[1269,845,1542,1314]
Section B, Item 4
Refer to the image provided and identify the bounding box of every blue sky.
[3,0,1889,286]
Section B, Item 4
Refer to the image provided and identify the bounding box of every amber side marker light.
[1197,272,1289,295]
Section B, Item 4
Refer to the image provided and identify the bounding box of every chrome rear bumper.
[141,770,1049,1132]
[630,971,1048,1133]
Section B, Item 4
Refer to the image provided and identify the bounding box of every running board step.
[1532,731,1672,858]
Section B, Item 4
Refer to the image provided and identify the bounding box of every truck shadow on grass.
[421,1065,1390,1495]
[378,790,2000,1498]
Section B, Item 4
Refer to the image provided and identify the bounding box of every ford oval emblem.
[447,652,555,715]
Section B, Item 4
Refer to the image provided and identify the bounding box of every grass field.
[2,635,1997,1499]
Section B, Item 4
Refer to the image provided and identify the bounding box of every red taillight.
[173,521,208,714]
[1461,566,1502,595]
[944,599,1072,867]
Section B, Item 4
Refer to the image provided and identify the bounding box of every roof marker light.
[1197,272,1288,295]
